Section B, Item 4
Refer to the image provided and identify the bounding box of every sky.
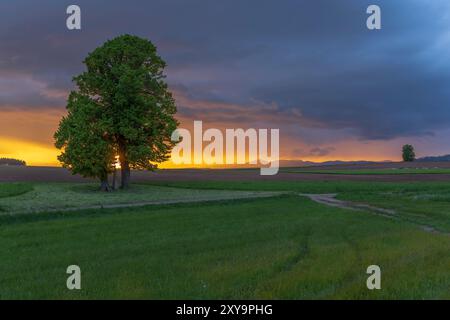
[1,0,450,166]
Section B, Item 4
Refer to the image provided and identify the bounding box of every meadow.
[0,169,449,299]
[0,182,277,214]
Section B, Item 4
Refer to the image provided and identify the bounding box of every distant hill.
[0,158,26,166]
[417,154,450,162]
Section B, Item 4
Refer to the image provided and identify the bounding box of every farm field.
[283,168,450,175]
[0,165,449,299]
[4,163,450,183]
[148,180,450,234]
[0,183,276,215]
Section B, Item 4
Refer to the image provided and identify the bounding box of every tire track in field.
[254,226,311,297]
[300,193,450,237]
[278,227,311,273]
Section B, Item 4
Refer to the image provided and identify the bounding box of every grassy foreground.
[0,183,33,199]
[0,183,274,214]
[145,180,450,233]
[0,180,449,299]
[1,195,449,299]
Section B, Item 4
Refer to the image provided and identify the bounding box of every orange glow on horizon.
[0,109,405,167]
[0,139,398,169]
[0,130,403,168]
[0,136,60,167]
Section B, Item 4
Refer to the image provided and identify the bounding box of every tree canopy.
[402,144,416,162]
[55,34,179,190]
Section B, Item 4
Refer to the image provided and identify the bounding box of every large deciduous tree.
[55,93,116,191]
[55,35,179,189]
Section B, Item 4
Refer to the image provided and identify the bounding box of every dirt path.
[300,193,396,218]
[300,193,449,236]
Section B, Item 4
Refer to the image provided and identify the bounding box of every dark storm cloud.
[290,146,336,157]
[309,147,336,157]
[1,0,450,140]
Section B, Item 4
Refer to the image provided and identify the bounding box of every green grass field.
[0,180,449,299]
[0,183,275,214]
[144,180,450,233]
[0,183,33,199]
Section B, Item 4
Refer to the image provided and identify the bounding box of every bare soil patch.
[2,164,450,183]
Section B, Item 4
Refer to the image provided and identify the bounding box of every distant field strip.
[284,168,450,175]
[0,183,281,214]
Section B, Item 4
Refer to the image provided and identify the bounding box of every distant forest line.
[0,158,26,166]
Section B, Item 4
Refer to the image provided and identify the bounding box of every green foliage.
[75,34,179,169]
[55,93,115,180]
[402,144,416,162]
[55,34,179,184]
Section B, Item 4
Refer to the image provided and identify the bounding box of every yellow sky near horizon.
[0,134,402,167]
[0,108,410,167]
[0,136,60,166]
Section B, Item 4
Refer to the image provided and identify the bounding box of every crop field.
[0,165,449,299]
[284,168,450,175]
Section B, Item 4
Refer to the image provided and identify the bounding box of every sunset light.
[1,1,450,303]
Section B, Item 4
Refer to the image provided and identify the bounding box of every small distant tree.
[402,144,416,162]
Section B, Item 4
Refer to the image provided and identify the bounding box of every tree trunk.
[100,178,111,192]
[120,159,131,189]
[112,168,117,190]
[118,142,131,189]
